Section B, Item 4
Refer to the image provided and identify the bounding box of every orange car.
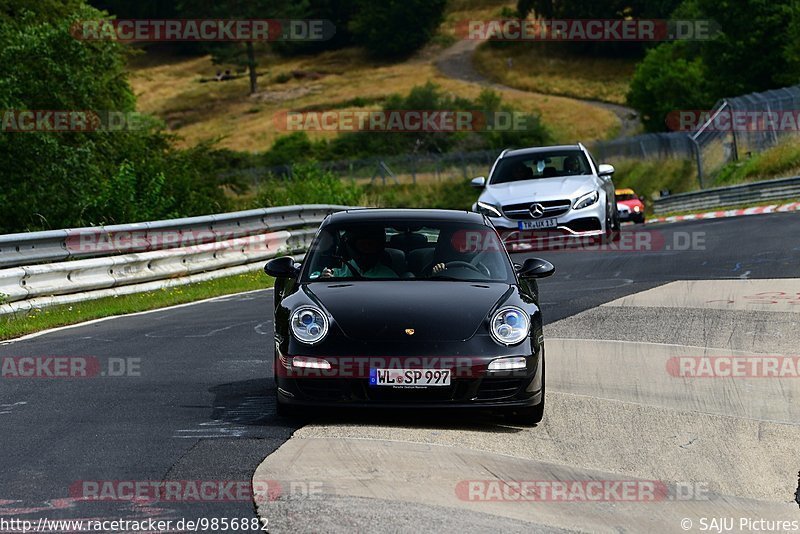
[615,188,646,224]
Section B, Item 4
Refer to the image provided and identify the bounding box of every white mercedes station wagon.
[471,144,621,246]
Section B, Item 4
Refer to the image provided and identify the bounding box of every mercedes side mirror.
[516,258,555,279]
[470,176,486,188]
[598,164,615,177]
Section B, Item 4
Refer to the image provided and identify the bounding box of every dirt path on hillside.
[434,39,641,139]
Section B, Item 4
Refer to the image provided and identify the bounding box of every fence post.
[690,135,704,189]
[726,99,739,161]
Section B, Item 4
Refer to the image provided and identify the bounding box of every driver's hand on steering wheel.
[432,263,446,274]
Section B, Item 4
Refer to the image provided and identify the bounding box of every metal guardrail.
[0,205,350,314]
[652,176,800,214]
[0,205,344,268]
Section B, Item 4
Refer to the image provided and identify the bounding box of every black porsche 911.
[264,209,555,424]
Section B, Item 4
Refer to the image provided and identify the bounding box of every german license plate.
[369,369,451,387]
[518,219,558,230]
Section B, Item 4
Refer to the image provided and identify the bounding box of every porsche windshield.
[490,150,592,185]
[303,221,515,282]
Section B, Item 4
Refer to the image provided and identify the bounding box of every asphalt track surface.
[1,212,799,532]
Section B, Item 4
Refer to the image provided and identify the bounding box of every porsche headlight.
[291,306,329,344]
[476,201,503,218]
[573,190,600,210]
[490,306,530,346]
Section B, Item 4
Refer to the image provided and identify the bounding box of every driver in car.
[563,155,582,175]
[321,227,399,279]
[509,162,531,181]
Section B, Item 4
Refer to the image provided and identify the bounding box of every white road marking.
[254,321,272,335]
[0,288,273,345]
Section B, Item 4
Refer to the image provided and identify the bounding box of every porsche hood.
[305,281,511,342]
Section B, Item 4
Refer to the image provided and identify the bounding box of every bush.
[610,158,698,200]
[255,162,364,207]
[261,83,552,163]
[262,132,320,168]
[253,161,478,212]
[714,139,800,186]
[365,180,477,211]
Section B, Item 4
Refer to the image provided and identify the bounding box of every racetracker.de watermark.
[479,229,707,253]
[667,109,800,132]
[457,19,719,41]
[1,110,150,132]
[275,110,535,133]
[667,356,800,378]
[65,228,289,255]
[68,479,324,503]
[0,357,141,379]
[456,480,711,502]
[71,19,335,42]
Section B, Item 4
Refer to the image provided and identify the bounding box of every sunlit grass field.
[473,42,636,105]
[127,0,619,153]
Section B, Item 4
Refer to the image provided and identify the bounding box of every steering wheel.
[470,259,492,277]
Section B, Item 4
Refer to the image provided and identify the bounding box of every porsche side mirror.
[598,164,615,177]
[470,176,486,188]
[516,257,555,279]
[265,256,301,278]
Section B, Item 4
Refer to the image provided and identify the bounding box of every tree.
[0,0,234,232]
[627,42,712,132]
[273,0,358,56]
[177,0,308,95]
[515,0,684,57]
[627,0,800,131]
[348,0,446,59]
[695,0,800,96]
[86,0,178,18]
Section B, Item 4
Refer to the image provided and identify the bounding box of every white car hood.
[481,175,599,205]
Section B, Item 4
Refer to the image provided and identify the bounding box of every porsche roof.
[326,208,486,224]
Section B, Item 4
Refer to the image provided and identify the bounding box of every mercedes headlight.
[291,306,329,345]
[489,306,530,346]
[476,201,503,218]
[573,191,600,210]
